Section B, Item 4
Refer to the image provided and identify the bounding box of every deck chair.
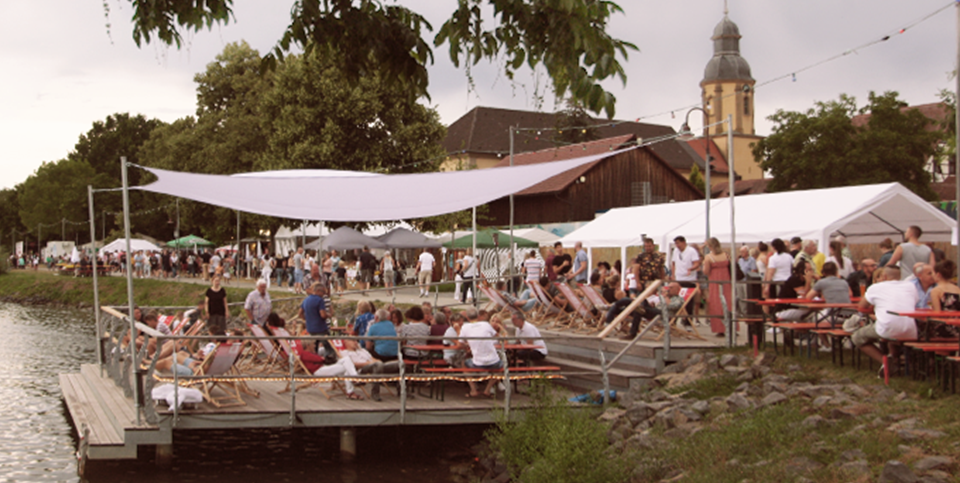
[656,287,706,341]
[191,342,260,408]
[527,281,567,326]
[578,283,612,312]
[239,323,284,374]
[478,283,515,313]
[554,282,603,332]
[328,339,372,399]
[272,327,337,398]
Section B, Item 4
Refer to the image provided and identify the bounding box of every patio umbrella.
[443,229,538,249]
[166,234,214,248]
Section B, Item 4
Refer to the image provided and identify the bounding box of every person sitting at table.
[399,306,431,358]
[826,240,854,279]
[341,338,397,402]
[443,313,465,367]
[456,308,503,398]
[422,301,435,325]
[909,263,935,309]
[805,261,853,351]
[763,238,795,300]
[849,266,918,371]
[774,260,816,322]
[847,258,877,298]
[430,312,450,338]
[366,308,399,362]
[510,312,547,365]
[931,260,960,312]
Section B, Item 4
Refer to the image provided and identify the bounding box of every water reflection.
[0,302,483,483]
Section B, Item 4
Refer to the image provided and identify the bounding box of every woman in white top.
[261,253,273,289]
[380,250,396,295]
[763,238,795,299]
[826,240,854,279]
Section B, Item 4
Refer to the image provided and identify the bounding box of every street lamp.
[678,107,712,241]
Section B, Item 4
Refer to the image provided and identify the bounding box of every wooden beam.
[596,281,661,339]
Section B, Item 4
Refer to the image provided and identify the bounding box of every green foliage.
[0,251,8,275]
[665,372,739,400]
[688,164,706,194]
[554,99,601,145]
[753,91,940,200]
[120,1,635,118]
[0,189,25,239]
[16,159,108,244]
[486,382,630,483]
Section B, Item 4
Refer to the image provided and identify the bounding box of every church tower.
[700,8,764,180]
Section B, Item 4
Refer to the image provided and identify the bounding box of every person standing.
[670,236,701,288]
[416,248,436,297]
[551,243,572,281]
[380,250,396,295]
[260,253,273,289]
[244,279,272,326]
[460,249,477,304]
[298,282,333,354]
[702,237,731,337]
[210,250,222,280]
[886,225,935,280]
[635,237,666,290]
[544,244,558,281]
[571,242,589,284]
[205,275,229,334]
[170,250,179,278]
[522,250,542,285]
[292,247,305,295]
[201,249,212,281]
[359,246,377,293]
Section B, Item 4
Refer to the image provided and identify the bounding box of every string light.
[154,374,565,385]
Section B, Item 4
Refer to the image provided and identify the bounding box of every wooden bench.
[903,340,959,383]
[812,329,856,367]
[421,366,562,401]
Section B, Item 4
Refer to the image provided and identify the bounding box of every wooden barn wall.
[484,149,702,225]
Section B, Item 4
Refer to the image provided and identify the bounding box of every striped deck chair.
[554,282,602,332]
[529,281,572,327]
[656,287,706,341]
[239,323,283,374]
[191,342,260,408]
[578,283,612,312]
[272,327,334,398]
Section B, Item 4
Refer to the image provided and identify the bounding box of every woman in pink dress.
[702,237,732,336]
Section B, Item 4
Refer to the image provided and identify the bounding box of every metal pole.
[704,117,711,241]
[37,224,40,257]
[120,156,141,425]
[62,218,65,241]
[509,126,515,292]
[472,206,477,306]
[88,186,102,369]
[727,115,737,349]
[102,211,106,242]
[955,1,960,263]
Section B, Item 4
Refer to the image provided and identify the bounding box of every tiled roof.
[442,106,707,172]
[684,138,730,174]
[712,178,772,197]
[489,134,636,196]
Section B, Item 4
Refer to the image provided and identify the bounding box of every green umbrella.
[166,234,214,248]
[443,229,539,249]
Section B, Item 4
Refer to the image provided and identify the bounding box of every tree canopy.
[752,91,941,200]
[121,0,636,118]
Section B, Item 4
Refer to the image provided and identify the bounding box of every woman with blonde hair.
[702,237,731,337]
[353,300,375,336]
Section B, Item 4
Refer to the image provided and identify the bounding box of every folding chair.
[190,342,261,408]
[528,281,570,327]
[554,282,603,332]
[578,283,611,312]
[239,323,284,374]
[272,327,348,399]
[656,287,706,341]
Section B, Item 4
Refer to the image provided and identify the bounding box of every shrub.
[486,382,631,483]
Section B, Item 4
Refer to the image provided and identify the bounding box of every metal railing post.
[502,348,511,419]
[600,349,610,408]
[398,348,406,424]
[289,351,296,426]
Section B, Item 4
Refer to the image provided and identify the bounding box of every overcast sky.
[0,0,955,190]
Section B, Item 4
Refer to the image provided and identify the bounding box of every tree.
[753,91,940,200]
[554,99,601,145]
[17,159,111,244]
[688,164,705,195]
[119,0,636,118]
[0,189,26,252]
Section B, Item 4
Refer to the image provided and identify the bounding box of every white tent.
[561,183,955,254]
[508,227,560,247]
[99,238,162,253]
[664,183,955,253]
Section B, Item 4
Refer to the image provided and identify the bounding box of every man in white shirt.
[416,248,436,297]
[511,312,546,365]
[341,338,397,401]
[456,308,502,397]
[851,266,919,367]
[670,236,701,286]
[460,249,478,304]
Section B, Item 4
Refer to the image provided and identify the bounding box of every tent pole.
[120,156,141,426]
[509,125,515,292]
[955,1,959,264]
[87,185,102,370]
[727,114,737,349]
[472,206,477,307]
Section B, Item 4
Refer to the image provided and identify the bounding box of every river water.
[0,302,483,483]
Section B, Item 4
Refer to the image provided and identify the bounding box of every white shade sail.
[135,149,632,222]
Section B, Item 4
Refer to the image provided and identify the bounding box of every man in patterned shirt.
[634,238,665,290]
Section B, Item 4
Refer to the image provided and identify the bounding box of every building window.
[744,95,750,115]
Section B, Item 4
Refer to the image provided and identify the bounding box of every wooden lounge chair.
[191,342,260,408]
[239,323,284,374]
[578,283,611,313]
[656,287,705,341]
[272,327,351,399]
[554,282,602,332]
[528,281,570,327]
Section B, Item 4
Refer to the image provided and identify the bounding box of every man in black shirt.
[359,246,378,292]
[789,237,803,258]
[551,245,572,280]
[200,249,212,281]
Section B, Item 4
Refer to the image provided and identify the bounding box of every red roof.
[712,178,772,197]
[491,134,637,195]
[684,138,731,174]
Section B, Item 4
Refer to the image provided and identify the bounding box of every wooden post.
[596,281,661,338]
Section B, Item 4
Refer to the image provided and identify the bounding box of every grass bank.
[0,270,265,312]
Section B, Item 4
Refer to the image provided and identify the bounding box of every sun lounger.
[554,282,602,332]
[527,281,569,326]
[190,342,260,408]
[655,287,705,341]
